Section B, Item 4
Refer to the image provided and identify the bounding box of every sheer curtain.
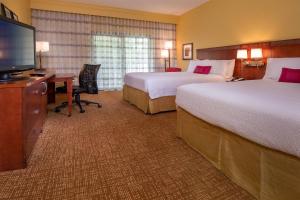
[32,10,176,90]
[92,36,152,89]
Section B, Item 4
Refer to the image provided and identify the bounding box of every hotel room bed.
[175,58,300,200]
[176,80,300,158]
[123,72,225,113]
[123,59,235,114]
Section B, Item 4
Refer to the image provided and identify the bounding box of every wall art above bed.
[182,43,193,60]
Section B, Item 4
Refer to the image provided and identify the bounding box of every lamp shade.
[36,41,49,52]
[251,48,263,59]
[161,49,169,58]
[164,41,173,49]
[237,49,248,59]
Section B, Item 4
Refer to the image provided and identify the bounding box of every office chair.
[55,64,102,113]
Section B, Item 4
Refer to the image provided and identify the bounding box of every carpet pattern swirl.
[0,92,254,200]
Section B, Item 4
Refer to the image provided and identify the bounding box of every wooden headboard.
[196,39,300,79]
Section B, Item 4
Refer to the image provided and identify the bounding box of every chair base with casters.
[54,93,102,114]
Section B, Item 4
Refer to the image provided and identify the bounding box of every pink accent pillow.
[193,66,212,74]
[279,68,300,83]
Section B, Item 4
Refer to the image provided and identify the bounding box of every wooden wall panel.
[196,39,300,80]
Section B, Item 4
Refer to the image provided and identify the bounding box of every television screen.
[0,17,35,72]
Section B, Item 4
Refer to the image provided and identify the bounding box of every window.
[93,35,152,90]
[32,10,176,91]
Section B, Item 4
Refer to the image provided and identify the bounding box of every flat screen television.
[0,16,36,82]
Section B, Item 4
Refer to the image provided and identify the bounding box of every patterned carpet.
[0,92,254,200]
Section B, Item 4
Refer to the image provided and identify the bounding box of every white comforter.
[176,80,300,158]
[124,72,225,99]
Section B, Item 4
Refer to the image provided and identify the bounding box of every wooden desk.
[49,73,75,117]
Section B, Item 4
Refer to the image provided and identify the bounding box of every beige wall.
[30,0,179,24]
[0,0,178,25]
[177,0,300,69]
[0,0,31,24]
[2,0,300,70]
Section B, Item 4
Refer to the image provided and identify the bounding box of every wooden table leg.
[67,79,73,117]
[47,82,56,104]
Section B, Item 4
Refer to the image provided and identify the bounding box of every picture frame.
[182,43,193,60]
[1,4,13,19]
[12,12,18,21]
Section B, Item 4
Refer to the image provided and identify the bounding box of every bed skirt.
[123,85,176,114]
[177,107,300,200]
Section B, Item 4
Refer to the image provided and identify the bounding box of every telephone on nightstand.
[230,77,245,82]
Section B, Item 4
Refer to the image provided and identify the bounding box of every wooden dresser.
[0,73,54,171]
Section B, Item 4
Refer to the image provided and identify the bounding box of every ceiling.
[61,0,209,15]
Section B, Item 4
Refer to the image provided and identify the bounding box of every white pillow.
[186,60,209,72]
[264,58,300,80]
[208,59,235,79]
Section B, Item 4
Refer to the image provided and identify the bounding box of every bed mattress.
[176,80,300,158]
[124,72,225,99]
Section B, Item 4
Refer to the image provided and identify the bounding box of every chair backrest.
[79,64,101,94]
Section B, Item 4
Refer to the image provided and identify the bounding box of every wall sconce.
[161,49,169,71]
[236,49,249,65]
[237,48,265,67]
[250,48,264,67]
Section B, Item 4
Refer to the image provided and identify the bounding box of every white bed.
[124,72,225,99]
[176,79,300,158]
[123,59,235,114]
[175,57,300,200]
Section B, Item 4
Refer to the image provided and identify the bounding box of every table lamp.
[161,49,169,71]
[164,41,173,69]
[36,41,49,70]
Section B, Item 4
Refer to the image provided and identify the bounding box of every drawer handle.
[41,82,48,95]
[33,109,40,115]
[32,90,39,95]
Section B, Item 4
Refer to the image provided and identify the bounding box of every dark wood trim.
[196,39,300,80]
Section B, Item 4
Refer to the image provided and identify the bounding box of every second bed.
[175,57,300,200]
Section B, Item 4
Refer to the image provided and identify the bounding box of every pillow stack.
[264,57,300,81]
[187,59,235,80]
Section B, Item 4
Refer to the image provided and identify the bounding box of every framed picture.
[1,4,13,19]
[182,43,193,60]
[12,12,18,21]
